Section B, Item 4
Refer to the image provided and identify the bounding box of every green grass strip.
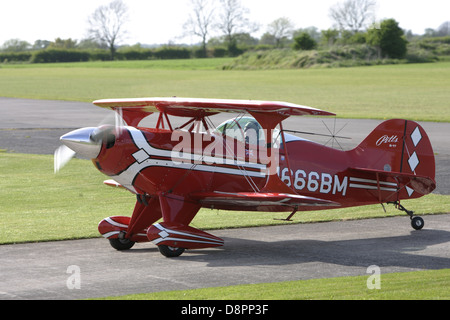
[101,269,450,300]
[0,60,449,122]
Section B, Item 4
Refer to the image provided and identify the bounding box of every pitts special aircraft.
[55,98,436,257]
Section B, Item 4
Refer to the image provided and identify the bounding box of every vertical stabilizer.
[352,119,435,180]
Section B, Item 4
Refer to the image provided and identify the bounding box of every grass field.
[103,269,450,300]
[1,59,449,122]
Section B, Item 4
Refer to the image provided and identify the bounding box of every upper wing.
[93,97,335,123]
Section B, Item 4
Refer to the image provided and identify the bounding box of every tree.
[321,29,340,46]
[424,28,438,37]
[184,0,215,58]
[367,19,407,59]
[216,0,258,55]
[330,0,377,33]
[259,32,277,46]
[77,38,108,50]
[293,32,317,50]
[1,39,31,52]
[437,21,450,36]
[87,0,129,60]
[293,27,321,43]
[48,38,78,49]
[267,17,295,48]
[33,40,51,50]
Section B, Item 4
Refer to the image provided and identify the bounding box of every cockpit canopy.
[215,116,268,146]
[215,116,306,148]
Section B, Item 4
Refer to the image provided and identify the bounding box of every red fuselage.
[92,122,433,213]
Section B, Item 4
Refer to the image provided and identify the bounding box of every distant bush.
[88,50,111,61]
[420,36,450,45]
[223,45,411,70]
[0,52,32,63]
[293,33,317,51]
[27,47,193,63]
[192,47,208,59]
[116,49,154,61]
[212,47,228,57]
[411,36,450,58]
[1,44,249,64]
[154,47,191,59]
[367,19,407,59]
[31,49,90,63]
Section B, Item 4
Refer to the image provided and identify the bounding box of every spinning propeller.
[54,109,124,173]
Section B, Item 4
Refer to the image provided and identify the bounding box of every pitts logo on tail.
[54,98,436,257]
[376,135,399,147]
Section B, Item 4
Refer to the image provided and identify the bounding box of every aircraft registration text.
[278,168,348,196]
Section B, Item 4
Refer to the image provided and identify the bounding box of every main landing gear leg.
[389,201,424,230]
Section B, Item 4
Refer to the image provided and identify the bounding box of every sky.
[0,0,449,46]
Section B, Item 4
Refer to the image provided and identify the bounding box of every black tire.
[411,216,424,230]
[109,238,136,251]
[158,245,185,257]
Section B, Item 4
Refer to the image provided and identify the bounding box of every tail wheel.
[389,202,425,231]
[411,216,424,230]
[109,238,135,251]
[158,245,185,257]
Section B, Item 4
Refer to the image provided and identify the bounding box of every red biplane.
[55,98,436,257]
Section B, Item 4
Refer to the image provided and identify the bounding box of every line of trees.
[1,0,449,64]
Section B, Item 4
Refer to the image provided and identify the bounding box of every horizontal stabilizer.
[190,191,340,210]
[349,167,436,196]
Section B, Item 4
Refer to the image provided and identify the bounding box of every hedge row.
[0,47,232,64]
[0,52,32,62]
[31,49,91,63]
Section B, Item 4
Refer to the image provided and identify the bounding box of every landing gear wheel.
[109,238,135,251]
[411,216,424,230]
[388,202,425,231]
[158,245,185,258]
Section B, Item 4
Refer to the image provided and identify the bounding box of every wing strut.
[156,111,173,131]
[249,111,297,195]
[279,120,295,189]
[274,206,299,222]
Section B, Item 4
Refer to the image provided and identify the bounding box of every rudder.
[351,119,435,183]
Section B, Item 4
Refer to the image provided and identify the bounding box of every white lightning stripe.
[129,127,265,171]
[111,127,267,193]
[152,237,224,246]
[101,231,120,238]
[101,231,147,239]
[154,223,224,244]
[349,183,397,192]
[111,158,265,192]
[105,217,128,228]
[349,177,397,187]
